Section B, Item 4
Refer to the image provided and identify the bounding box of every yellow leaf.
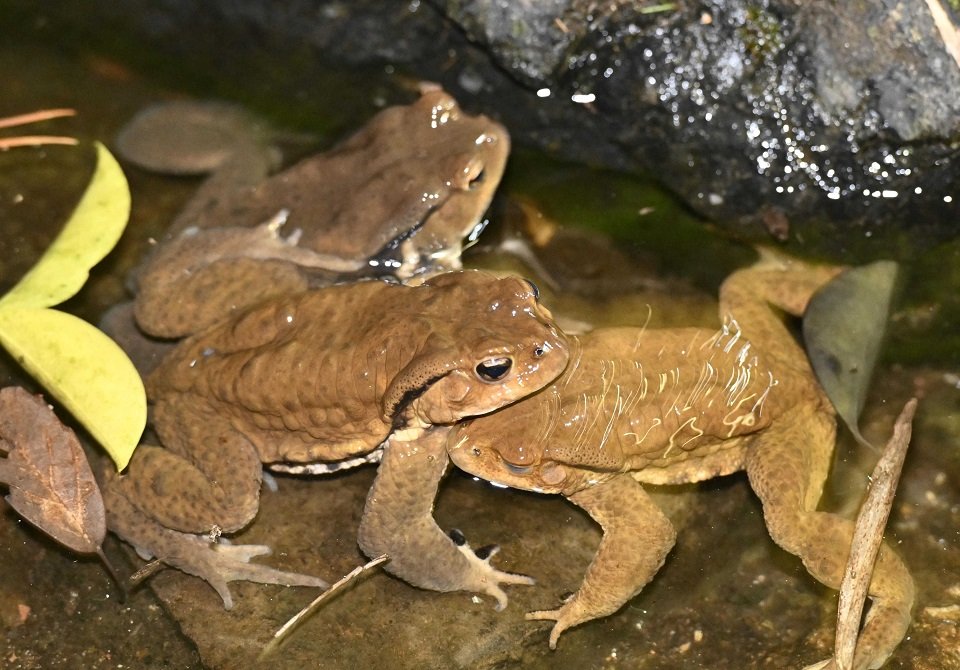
[0,307,145,469]
[0,142,131,309]
[0,141,145,470]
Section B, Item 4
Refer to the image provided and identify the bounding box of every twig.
[260,554,390,659]
[0,108,76,130]
[96,546,129,604]
[834,398,917,670]
[925,0,960,70]
[0,136,79,150]
[639,3,677,14]
[128,558,167,585]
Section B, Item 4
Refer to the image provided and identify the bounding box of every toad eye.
[525,279,540,301]
[504,461,533,475]
[476,356,512,382]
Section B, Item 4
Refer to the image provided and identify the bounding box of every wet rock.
[438,0,960,256]
[10,0,960,258]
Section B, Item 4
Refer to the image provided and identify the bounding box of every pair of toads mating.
[104,88,912,670]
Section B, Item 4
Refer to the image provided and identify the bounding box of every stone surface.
[7,0,960,257]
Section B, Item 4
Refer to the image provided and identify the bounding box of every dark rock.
[8,0,960,257]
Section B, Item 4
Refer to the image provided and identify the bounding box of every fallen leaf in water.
[0,387,106,554]
[0,307,146,472]
[0,142,145,469]
[834,398,917,670]
[0,142,129,309]
[803,260,899,449]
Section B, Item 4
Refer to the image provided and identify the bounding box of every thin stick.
[0,108,76,130]
[128,558,167,585]
[925,0,960,70]
[260,554,390,659]
[96,546,129,604]
[834,398,917,670]
[0,136,79,150]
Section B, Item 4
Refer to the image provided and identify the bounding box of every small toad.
[448,258,914,669]
[124,86,509,338]
[104,270,567,608]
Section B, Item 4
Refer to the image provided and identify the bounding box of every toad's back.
[470,325,785,483]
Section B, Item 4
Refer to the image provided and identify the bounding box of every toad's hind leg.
[745,408,914,670]
[103,481,326,609]
[118,394,263,534]
[719,257,842,362]
[722,256,842,317]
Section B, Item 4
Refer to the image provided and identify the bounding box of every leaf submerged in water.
[0,386,105,554]
[802,260,899,449]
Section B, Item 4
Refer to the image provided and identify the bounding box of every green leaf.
[0,307,145,469]
[0,142,131,309]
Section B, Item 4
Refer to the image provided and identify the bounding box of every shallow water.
[0,33,958,670]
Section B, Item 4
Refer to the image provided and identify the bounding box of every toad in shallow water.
[448,258,914,669]
[104,270,567,607]
[126,86,509,338]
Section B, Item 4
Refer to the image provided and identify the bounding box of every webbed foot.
[526,600,585,650]
[139,533,328,609]
[448,530,534,610]
[358,430,533,608]
[106,484,326,608]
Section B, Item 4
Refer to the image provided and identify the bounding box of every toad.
[124,86,509,338]
[448,258,914,669]
[104,270,567,608]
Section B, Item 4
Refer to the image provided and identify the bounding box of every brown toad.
[125,86,509,338]
[105,270,567,607]
[448,258,914,669]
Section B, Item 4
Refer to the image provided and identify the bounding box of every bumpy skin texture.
[132,86,510,338]
[449,258,915,669]
[108,270,568,607]
[357,428,534,608]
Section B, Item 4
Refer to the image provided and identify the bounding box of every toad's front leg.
[134,214,364,338]
[528,473,676,649]
[357,427,533,609]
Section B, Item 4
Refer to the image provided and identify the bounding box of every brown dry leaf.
[0,386,106,554]
[834,398,917,670]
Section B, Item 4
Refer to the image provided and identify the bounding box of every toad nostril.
[534,346,545,358]
[468,168,486,189]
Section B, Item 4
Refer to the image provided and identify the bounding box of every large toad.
[448,258,914,669]
[124,86,509,338]
[104,270,567,608]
